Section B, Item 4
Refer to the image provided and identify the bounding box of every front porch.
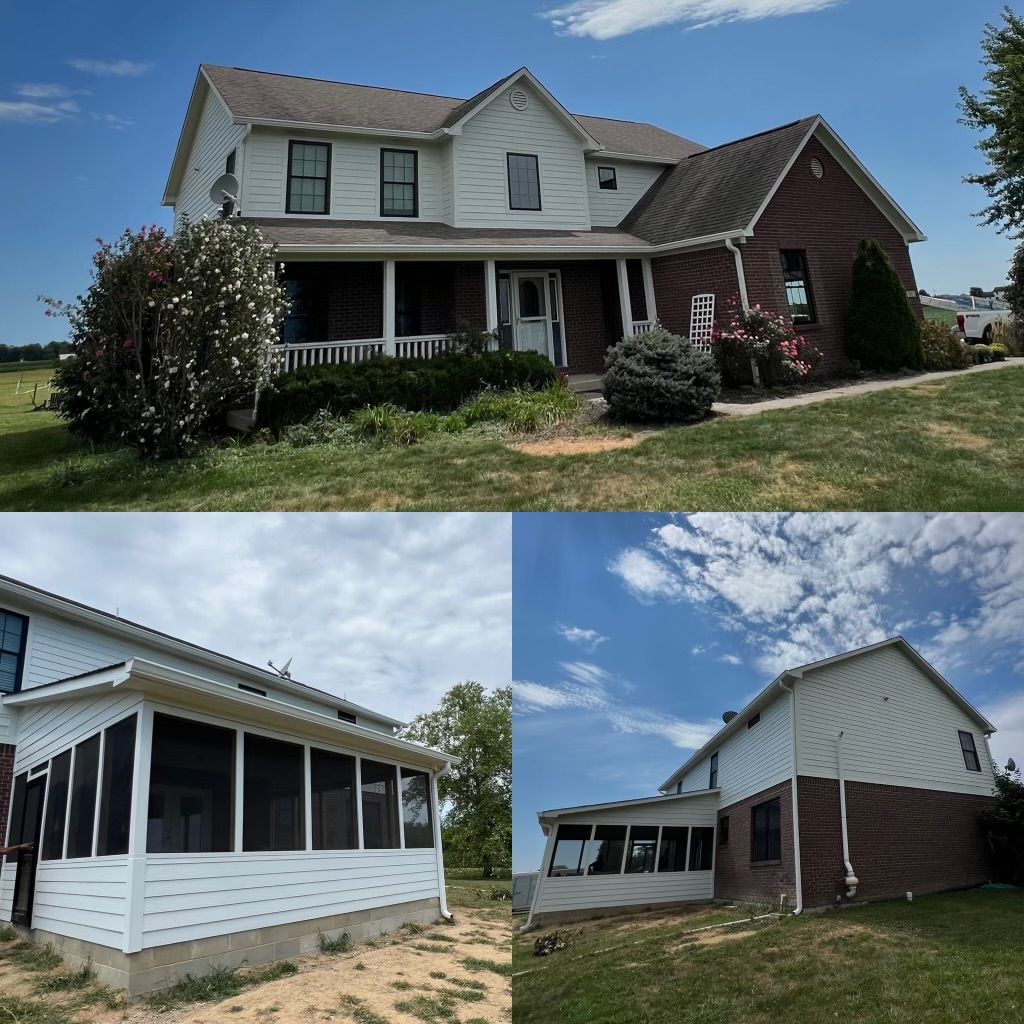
[277,257,659,376]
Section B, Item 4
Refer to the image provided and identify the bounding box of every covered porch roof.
[538,789,720,832]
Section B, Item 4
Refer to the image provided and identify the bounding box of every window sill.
[750,859,782,867]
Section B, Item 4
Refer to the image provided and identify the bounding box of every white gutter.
[836,731,859,898]
[430,764,454,920]
[780,678,804,915]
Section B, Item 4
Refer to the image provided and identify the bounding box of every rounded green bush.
[969,343,994,364]
[602,327,720,423]
[990,342,1008,361]
[920,319,972,371]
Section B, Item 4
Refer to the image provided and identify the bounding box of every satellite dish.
[1008,758,1017,772]
[722,711,738,724]
[210,172,239,205]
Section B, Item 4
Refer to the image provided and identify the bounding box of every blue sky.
[512,513,1024,871]
[0,0,1014,345]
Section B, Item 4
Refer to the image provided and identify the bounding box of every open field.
[0,878,510,1024]
[512,888,1024,1024]
[922,305,957,326]
[4,365,1024,511]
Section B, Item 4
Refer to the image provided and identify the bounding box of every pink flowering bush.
[712,299,822,386]
[48,219,286,457]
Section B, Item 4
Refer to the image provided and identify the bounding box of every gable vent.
[509,88,529,111]
[810,157,824,179]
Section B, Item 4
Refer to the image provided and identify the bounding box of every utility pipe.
[836,731,859,898]
[780,679,804,914]
[725,237,759,385]
[430,764,455,920]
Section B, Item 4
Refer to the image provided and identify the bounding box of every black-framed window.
[380,148,418,217]
[780,250,816,324]
[360,758,400,850]
[286,140,330,215]
[148,712,234,853]
[548,823,589,876]
[0,608,28,694]
[42,750,71,860]
[507,153,541,211]
[626,825,659,873]
[400,768,434,848]
[597,166,617,190]
[751,798,782,863]
[688,827,714,870]
[718,816,729,847]
[709,752,719,789]
[97,715,137,856]
[67,734,100,859]
[311,747,357,850]
[657,826,688,873]
[584,824,626,875]
[243,733,305,852]
[959,730,981,772]
[747,714,760,729]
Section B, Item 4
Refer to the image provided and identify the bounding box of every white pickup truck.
[956,306,1011,342]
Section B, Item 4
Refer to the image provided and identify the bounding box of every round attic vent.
[810,157,824,179]
[509,88,529,111]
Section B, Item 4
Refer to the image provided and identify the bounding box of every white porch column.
[383,258,396,356]
[641,257,657,324]
[615,258,633,341]
[124,702,154,953]
[484,259,498,335]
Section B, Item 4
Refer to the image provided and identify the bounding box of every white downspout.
[836,732,859,898]
[725,237,759,385]
[430,764,454,920]
[780,679,803,915]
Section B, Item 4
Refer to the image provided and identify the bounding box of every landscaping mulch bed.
[717,367,924,404]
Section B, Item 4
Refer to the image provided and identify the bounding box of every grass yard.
[512,888,1024,1024]
[922,305,958,326]
[4,365,1024,511]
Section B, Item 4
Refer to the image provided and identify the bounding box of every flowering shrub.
[48,219,286,457]
[712,299,821,386]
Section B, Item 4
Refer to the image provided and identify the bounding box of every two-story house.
[0,575,455,995]
[163,66,925,376]
[524,638,997,927]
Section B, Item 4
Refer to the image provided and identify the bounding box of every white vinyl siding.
[242,130,446,221]
[26,859,128,948]
[795,645,996,796]
[677,694,792,808]
[453,84,590,229]
[141,849,439,947]
[534,792,719,916]
[586,158,663,227]
[174,87,245,230]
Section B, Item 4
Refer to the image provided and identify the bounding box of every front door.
[512,273,552,359]
[11,775,45,927]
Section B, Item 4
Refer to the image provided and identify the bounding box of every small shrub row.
[920,320,973,371]
[257,350,557,433]
[968,342,1007,363]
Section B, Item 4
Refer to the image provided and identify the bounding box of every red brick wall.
[651,247,740,339]
[743,135,923,370]
[0,744,14,843]
[452,262,486,330]
[798,777,993,907]
[326,262,383,341]
[715,781,797,905]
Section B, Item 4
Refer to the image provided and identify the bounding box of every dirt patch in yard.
[923,422,993,451]
[512,435,646,457]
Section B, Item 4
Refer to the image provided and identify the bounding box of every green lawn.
[923,305,958,326]
[512,889,1024,1024]
[4,365,1024,511]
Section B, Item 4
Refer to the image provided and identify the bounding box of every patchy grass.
[393,992,461,1022]
[145,960,299,1010]
[447,878,512,912]
[32,962,95,994]
[512,888,1024,1024]
[0,995,76,1024]
[318,930,353,954]
[460,956,513,978]
[339,993,392,1024]
[9,941,63,972]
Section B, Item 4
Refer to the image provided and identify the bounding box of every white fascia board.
[0,575,402,729]
[586,150,680,166]
[445,68,603,151]
[162,68,213,206]
[538,788,720,824]
[1,662,133,706]
[243,117,441,141]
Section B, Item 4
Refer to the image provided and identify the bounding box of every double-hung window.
[751,798,781,863]
[958,730,981,772]
[286,141,330,215]
[780,250,816,324]
[0,609,27,694]
[380,149,418,217]
[507,153,541,211]
[709,751,719,789]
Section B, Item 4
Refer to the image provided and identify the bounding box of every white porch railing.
[631,319,654,334]
[394,334,454,360]
[278,333,495,373]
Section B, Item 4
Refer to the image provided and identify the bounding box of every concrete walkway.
[713,358,1021,417]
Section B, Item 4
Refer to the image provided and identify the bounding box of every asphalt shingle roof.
[201,65,703,160]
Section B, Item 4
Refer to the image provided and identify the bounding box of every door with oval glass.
[512,272,553,359]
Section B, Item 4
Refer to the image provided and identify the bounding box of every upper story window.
[709,751,719,789]
[0,608,27,694]
[597,166,617,190]
[751,797,781,862]
[287,141,331,215]
[380,149,418,217]
[958,730,981,772]
[507,153,541,211]
[780,250,816,324]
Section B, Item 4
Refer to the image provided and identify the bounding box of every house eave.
[537,787,721,829]
[242,116,443,141]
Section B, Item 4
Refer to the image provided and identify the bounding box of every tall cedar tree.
[846,239,923,370]
[979,762,1024,884]
[959,7,1024,234]
[400,683,511,878]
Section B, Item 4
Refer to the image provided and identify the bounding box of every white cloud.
[985,692,1024,771]
[94,112,133,129]
[0,513,510,722]
[542,0,842,38]
[67,58,149,76]
[560,660,611,686]
[691,645,705,655]
[718,653,742,665]
[16,83,90,99]
[608,547,681,600]
[512,681,573,711]
[0,100,77,124]
[557,624,608,650]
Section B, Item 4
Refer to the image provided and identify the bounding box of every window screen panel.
[97,715,136,856]
[311,747,357,850]
[360,758,400,849]
[42,750,71,860]
[548,823,589,877]
[243,733,305,852]
[5,773,26,863]
[67,734,100,858]
[583,824,626,874]
[626,825,659,873]
[688,827,714,870]
[657,826,688,872]
[400,768,433,849]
